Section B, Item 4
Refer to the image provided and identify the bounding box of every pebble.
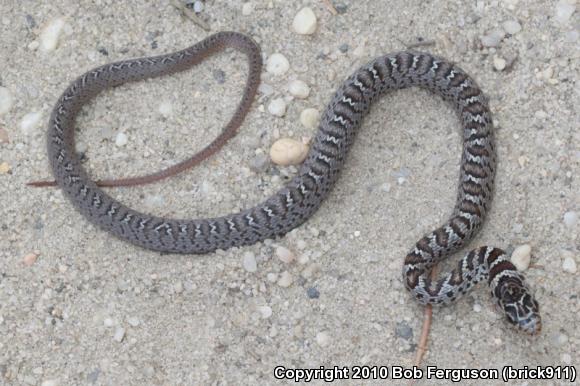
[277,271,293,287]
[115,132,128,147]
[292,7,317,35]
[23,252,38,266]
[266,53,290,76]
[266,272,278,282]
[113,326,125,342]
[473,304,482,313]
[39,17,66,52]
[493,56,507,71]
[276,246,295,264]
[554,0,576,24]
[511,244,532,271]
[395,321,413,340]
[315,331,330,347]
[306,287,320,299]
[502,20,522,34]
[0,162,11,174]
[158,100,173,117]
[561,353,572,364]
[258,83,274,96]
[563,211,577,228]
[249,153,270,172]
[562,256,577,273]
[242,251,257,272]
[0,86,13,115]
[564,30,578,43]
[267,98,287,117]
[288,80,310,99]
[257,305,272,319]
[299,108,320,129]
[127,317,140,327]
[481,29,505,47]
[19,111,42,135]
[192,0,203,13]
[269,138,309,166]
[242,2,253,16]
[0,127,8,143]
[41,380,59,386]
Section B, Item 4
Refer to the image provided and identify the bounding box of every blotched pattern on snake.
[43,32,541,334]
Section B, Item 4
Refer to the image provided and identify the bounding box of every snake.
[42,31,541,334]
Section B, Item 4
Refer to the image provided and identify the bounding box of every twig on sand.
[409,264,439,386]
[322,0,338,15]
[399,39,436,49]
[170,0,211,31]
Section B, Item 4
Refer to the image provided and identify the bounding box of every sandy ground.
[1,0,578,385]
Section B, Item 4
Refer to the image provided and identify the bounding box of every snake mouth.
[516,314,542,336]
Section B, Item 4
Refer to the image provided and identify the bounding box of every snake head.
[497,279,541,335]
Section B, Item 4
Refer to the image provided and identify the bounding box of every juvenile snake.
[44,32,541,334]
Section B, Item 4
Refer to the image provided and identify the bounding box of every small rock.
[511,245,532,271]
[554,0,576,24]
[0,127,9,143]
[266,272,278,282]
[41,380,59,386]
[338,43,349,53]
[242,2,253,16]
[257,305,272,319]
[335,4,348,14]
[306,287,320,299]
[561,353,572,364]
[266,53,290,76]
[0,162,11,174]
[258,83,274,95]
[23,252,38,266]
[481,29,505,47]
[269,138,309,166]
[20,111,43,135]
[564,30,579,43]
[127,317,140,327]
[242,251,257,272]
[212,69,226,84]
[276,246,295,264]
[192,0,203,13]
[288,80,310,99]
[563,211,577,228]
[534,110,548,119]
[115,132,128,147]
[173,281,183,294]
[562,256,577,273]
[249,153,270,172]
[502,20,522,34]
[267,98,287,117]
[0,87,13,115]
[395,321,413,340]
[113,326,125,342]
[299,108,320,129]
[277,271,293,287]
[39,17,66,52]
[158,100,173,117]
[473,304,482,313]
[493,56,507,71]
[315,331,330,347]
[292,7,317,35]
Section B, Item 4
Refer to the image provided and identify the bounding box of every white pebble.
[266,53,290,76]
[299,108,320,129]
[266,272,278,282]
[562,256,577,273]
[258,83,274,95]
[554,0,576,24]
[511,245,532,271]
[20,111,42,135]
[481,29,505,47]
[0,86,13,115]
[242,251,257,272]
[257,305,272,319]
[158,100,173,117]
[502,20,522,34]
[115,132,128,147]
[242,2,253,16]
[267,98,287,117]
[277,271,293,287]
[493,56,507,71]
[292,7,317,35]
[103,317,114,327]
[276,246,295,264]
[113,326,125,342]
[269,138,309,166]
[315,331,330,347]
[563,211,577,228]
[127,317,140,327]
[39,17,66,52]
[288,80,310,99]
[473,304,482,313]
[41,380,59,386]
[561,353,572,364]
[193,0,203,13]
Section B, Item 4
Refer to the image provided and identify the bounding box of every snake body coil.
[46,32,541,334]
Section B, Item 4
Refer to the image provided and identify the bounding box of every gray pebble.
[307,287,320,299]
[339,43,349,53]
[395,321,413,340]
[481,30,505,47]
[213,69,226,84]
[250,153,270,172]
[335,4,348,14]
